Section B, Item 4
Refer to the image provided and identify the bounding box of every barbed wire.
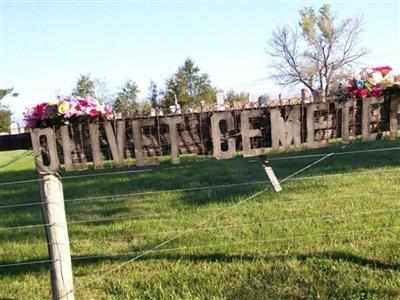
[0,145,399,187]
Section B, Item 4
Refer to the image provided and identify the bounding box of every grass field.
[0,139,400,299]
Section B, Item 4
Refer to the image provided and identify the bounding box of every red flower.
[358,88,369,98]
[89,108,101,117]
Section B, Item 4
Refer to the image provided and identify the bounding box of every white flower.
[371,72,383,84]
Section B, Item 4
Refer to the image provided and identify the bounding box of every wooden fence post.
[39,173,75,300]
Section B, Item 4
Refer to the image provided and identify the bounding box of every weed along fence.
[1,93,400,299]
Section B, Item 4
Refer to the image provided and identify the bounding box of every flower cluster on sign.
[344,66,400,98]
[24,97,113,129]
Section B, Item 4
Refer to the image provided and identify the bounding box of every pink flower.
[104,106,114,119]
[371,86,383,97]
[24,96,114,128]
[357,88,369,98]
[89,108,101,117]
[372,66,393,77]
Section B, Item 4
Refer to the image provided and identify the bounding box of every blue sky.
[1,0,399,123]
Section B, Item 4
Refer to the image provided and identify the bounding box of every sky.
[1,0,399,124]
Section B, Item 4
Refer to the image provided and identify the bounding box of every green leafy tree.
[0,88,18,101]
[0,110,12,132]
[72,74,95,97]
[267,4,368,99]
[113,80,140,117]
[162,58,216,112]
[139,101,153,117]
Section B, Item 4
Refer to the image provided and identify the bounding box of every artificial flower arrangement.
[24,96,113,129]
[343,65,400,99]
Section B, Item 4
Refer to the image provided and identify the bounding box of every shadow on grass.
[1,250,399,277]
[1,139,400,228]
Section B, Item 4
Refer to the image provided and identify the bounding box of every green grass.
[0,139,400,299]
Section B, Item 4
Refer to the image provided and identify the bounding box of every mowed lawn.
[0,139,400,299]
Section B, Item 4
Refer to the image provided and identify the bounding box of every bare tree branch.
[267,4,368,98]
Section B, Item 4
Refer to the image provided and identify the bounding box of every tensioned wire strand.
[1,188,399,232]
[0,145,399,187]
[0,149,32,170]
[60,152,335,297]
[1,189,399,233]
[64,168,400,203]
[1,225,399,269]
[0,165,190,187]
[66,207,400,243]
[0,169,398,232]
[66,200,400,227]
[67,189,400,224]
[1,166,398,210]
[69,225,400,262]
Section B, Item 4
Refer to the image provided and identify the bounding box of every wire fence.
[0,143,399,298]
[0,145,399,187]
[1,166,398,211]
[1,225,399,269]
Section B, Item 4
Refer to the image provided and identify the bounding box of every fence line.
[1,145,399,187]
[63,168,400,204]
[1,167,398,210]
[67,207,400,244]
[0,149,32,170]
[60,153,334,297]
[66,189,400,223]
[0,259,58,268]
[66,199,400,228]
[69,225,400,262]
[61,168,153,179]
[2,189,399,234]
[268,146,400,161]
[1,188,398,236]
[0,222,55,232]
[1,174,398,233]
[3,224,399,269]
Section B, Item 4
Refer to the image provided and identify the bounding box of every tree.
[93,78,115,105]
[162,58,216,112]
[267,4,368,99]
[225,89,249,109]
[139,101,153,117]
[72,74,95,97]
[0,110,12,133]
[113,80,140,117]
[0,88,18,132]
[147,80,160,110]
[0,88,18,101]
